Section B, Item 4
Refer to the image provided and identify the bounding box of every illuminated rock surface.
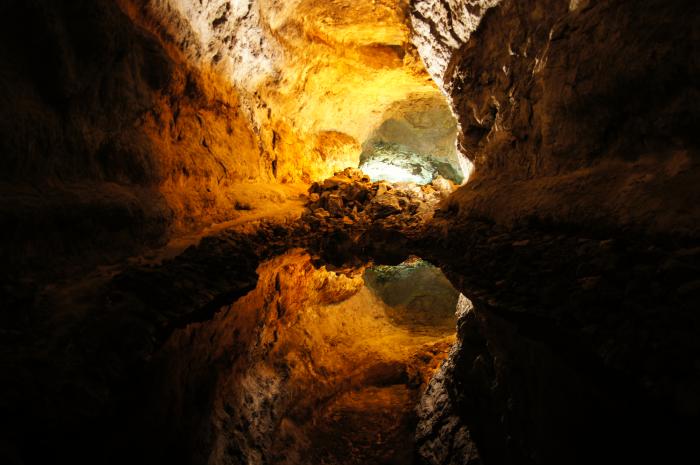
[1,1,699,465]
[133,250,456,464]
[360,94,466,184]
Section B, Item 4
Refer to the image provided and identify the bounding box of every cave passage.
[358,95,467,185]
[2,1,698,464]
[151,250,463,465]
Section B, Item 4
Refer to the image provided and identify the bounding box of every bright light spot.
[457,153,474,185]
[360,160,433,184]
[456,293,473,318]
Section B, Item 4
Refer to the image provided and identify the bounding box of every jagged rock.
[375,183,390,197]
[314,208,330,218]
[431,176,453,198]
[369,194,403,218]
[326,194,345,217]
[322,177,345,190]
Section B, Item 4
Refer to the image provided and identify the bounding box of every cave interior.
[1,1,699,465]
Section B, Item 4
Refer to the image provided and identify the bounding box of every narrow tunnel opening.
[358,94,468,185]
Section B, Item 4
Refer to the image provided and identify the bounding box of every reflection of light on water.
[360,160,433,184]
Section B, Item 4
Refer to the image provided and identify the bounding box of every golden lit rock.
[2,1,698,465]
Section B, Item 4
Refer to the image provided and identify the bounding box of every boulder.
[326,194,345,217]
[370,194,402,218]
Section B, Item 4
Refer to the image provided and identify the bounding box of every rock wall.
[411,0,501,88]
[138,0,450,182]
[254,0,448,182]
[409,1,700,463]
[0,0,463,280]
[412,0,700,236]
[0,0,269,279]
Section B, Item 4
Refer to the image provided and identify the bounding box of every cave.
[1,1,699,465]
[359,94,468,184]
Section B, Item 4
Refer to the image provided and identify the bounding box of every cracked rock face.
[410,0,501,87]
[412,0,700,236]
[137,0,282,91]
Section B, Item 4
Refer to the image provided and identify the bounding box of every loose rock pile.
[300,167,454,234]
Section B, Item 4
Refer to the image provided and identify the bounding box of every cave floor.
[125,182,308,268]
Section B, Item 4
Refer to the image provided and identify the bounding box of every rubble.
[301,167,453,235]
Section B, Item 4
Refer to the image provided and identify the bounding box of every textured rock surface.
[411,0,501,87]
[416,296,481,465]
[135,0,451,183]
[0,0,276,280]
[129,250,455,465]
[413,0,700,235]
[407,2,700,463]
[360,94,466,183]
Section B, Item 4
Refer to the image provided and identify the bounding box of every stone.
[322,177,346,190]
[370,194,403,218]
[326,194,345,217]
[431,176,453,198]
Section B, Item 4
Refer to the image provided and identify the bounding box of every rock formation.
[412,0,700,235]
[409,1,700,463]
[1,0,698,464]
